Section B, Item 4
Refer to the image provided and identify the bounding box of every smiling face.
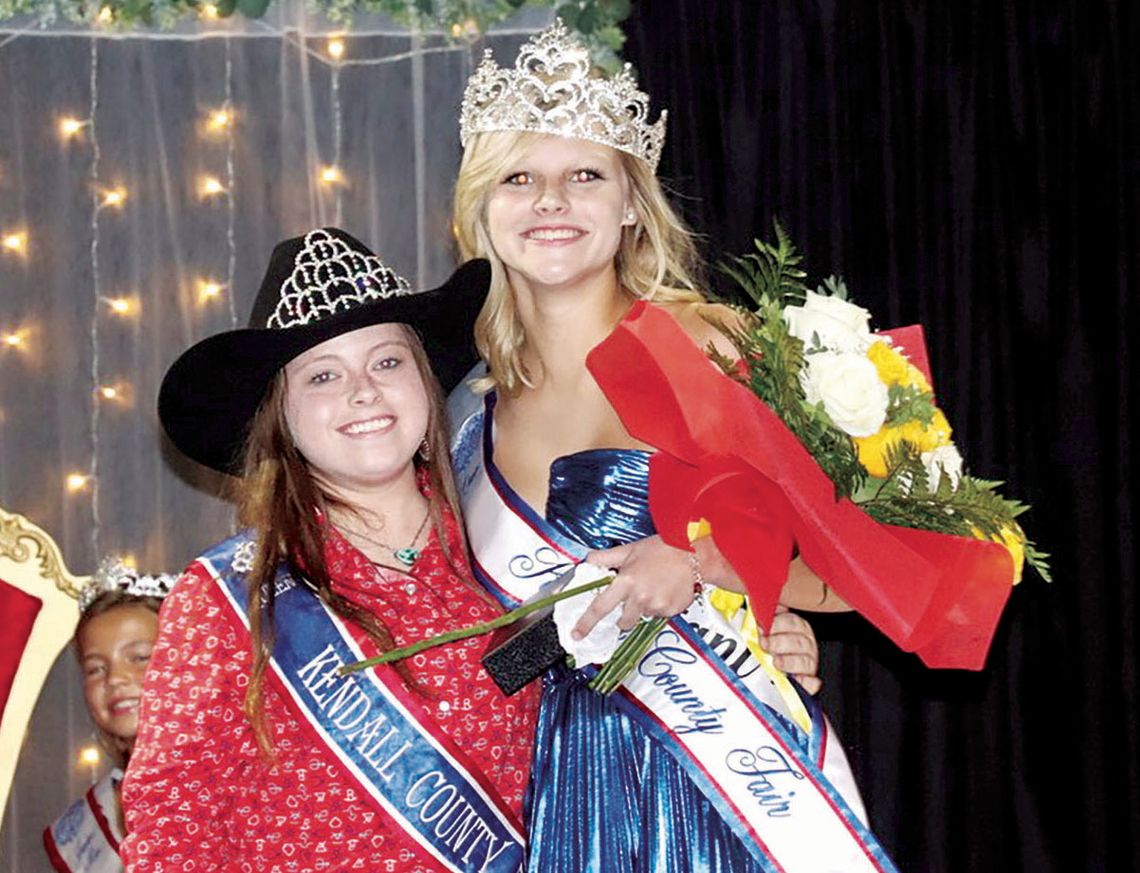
[484,134,635,293]
[79,604,159,747]
[283,322,430,499]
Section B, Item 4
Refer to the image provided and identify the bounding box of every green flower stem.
[589,616,668,695]
[595,623,646,692]
[593,623,652,694]
[338,576,613,676]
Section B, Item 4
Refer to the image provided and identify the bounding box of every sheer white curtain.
[0,5,548,867]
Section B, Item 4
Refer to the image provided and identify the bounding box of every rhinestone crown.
[77,556,177,612]
[267,229,413,329]
[459,20,666,170]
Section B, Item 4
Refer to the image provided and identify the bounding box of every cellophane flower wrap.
[583,223,1049,670]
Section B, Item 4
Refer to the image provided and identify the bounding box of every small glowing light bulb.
[200,3,220,19]
[3,333,24,348]
[98,385,119,400]
[327,38,346,60]
[97,6,113,24]
[199,176,226,197]
[79,745,101,767]
[198,280,224,302]
[59,117,86,139]
[2,232,27,254]
[318,165,343,185]
[66,473,91,493]
[452,18,480,40]
[207,108,231,130]
[107,296,137,316]
[101,187,127,208]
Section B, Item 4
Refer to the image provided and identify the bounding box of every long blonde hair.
[237,324,475,757]
[453,130,705,395]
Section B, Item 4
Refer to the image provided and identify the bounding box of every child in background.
[43,558,174,873]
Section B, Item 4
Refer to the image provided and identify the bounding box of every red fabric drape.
[0,579,43,722]
[587,302,1012,670]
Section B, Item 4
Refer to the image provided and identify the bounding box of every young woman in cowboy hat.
[121,228,536,873]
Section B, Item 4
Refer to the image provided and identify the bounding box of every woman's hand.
[573,535,696,638]
[573,534,824,694]
[763,606,822,695]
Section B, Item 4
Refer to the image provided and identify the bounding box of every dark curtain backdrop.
[627,2,1136,871]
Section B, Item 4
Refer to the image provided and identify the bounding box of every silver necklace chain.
[335,505,431,567]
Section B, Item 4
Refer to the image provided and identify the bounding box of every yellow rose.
[853,416,951,476]
[919,409,953,451]
[867,341,931,392]
[853,427,898,477]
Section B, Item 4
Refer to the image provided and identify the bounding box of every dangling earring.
[417,438,431,463]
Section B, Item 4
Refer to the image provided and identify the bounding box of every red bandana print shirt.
[120,510,538,872]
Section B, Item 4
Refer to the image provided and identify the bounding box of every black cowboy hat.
[158,227,489,475]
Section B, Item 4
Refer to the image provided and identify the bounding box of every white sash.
[452,397,897,873]
[44,771,124,873]
[202,536,525,873]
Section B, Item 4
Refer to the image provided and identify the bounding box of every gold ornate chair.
[0,506,87,832]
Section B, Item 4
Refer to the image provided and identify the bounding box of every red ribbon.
[586,301,1012,670]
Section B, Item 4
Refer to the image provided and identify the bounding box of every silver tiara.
[266,228,413,329]
[459,20,667,171]
[77,556,177,613]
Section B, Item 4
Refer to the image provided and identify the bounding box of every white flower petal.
[553,562,623,666]
[921,445,964,491]
[802,351,889,437]
[785,291,874,353]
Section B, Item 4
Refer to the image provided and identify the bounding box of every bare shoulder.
[659,299,744,358]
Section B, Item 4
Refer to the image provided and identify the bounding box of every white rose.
[553,562,624,666]
[801,351,889,437]
[921,444,964,491]
[784,290,874,352]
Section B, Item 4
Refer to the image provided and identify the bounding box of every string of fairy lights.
[0,18,470,508]
[0,8,518,779]
[0,32,243,568]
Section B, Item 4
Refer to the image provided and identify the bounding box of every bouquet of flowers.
[579,226,1047,671]
[714,222,1049,586]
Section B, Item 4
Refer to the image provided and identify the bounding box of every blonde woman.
[447,23,895,873]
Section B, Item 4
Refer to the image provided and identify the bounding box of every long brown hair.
[237,323,477,757]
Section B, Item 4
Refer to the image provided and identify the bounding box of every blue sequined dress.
[448,388,877,873]
[531,449,774,872]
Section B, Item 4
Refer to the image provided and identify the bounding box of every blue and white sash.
[201,536,525,873]
[43,770,124,873]
[452,397,898,873]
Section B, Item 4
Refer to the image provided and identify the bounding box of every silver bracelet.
[688,551,708,604]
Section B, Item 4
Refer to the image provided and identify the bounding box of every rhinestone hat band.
[267,228,414,329]
[459,19,667,171]
[77,556,177,613]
